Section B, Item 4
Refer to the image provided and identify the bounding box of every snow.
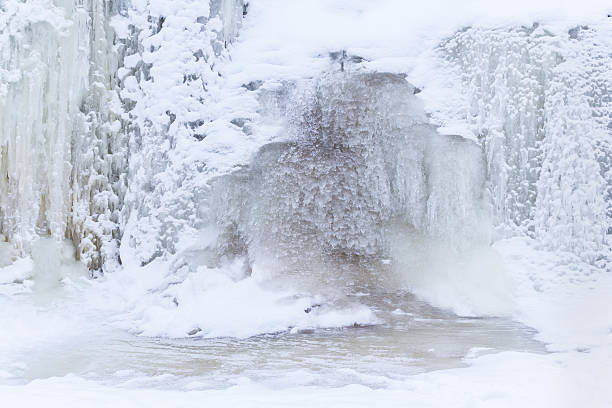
[0,257,32,285]
[0,345,610,407]
[2,235,610,406]
[102,257,379,339]
[496,238,612,352]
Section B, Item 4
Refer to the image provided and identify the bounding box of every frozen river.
[0,245,544,391]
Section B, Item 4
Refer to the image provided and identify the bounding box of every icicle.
[438,25,610,261]
[0,0,126,273]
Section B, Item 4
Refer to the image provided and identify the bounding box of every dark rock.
[242,80,263,91]
[187,328,202,336]
[230,118,249,128]
[166,110,176,124]
[304,304,322,313]
[329,50,368,72]
[188,119,205,129]
[297,328,315,334]
[193,49,205,61]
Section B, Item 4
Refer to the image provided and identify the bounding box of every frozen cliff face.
[535,25,611,262]
[0,0,609,282]
[116,0,246,266]
[0,0,126,272]
[206,71,488,279]
[117,11,609,275]
[0,1,76,250]
[425,23,611,262]
[0,0,246,271]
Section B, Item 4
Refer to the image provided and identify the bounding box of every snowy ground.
[1,237,611,407]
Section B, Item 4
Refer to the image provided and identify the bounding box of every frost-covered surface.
[413,23,611,262]
[109,0,610,336]
[116,0,251,266]
[1,0,609,273]
[0,0,126,272]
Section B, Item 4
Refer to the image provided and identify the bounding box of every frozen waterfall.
[2,3,612,404]
[0,0,125,272]
[207,71,489,275]
[0,0,609,295]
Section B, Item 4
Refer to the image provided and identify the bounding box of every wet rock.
[297,328,315,334]
[304,304,322,314]
[230,118,249,128]
[242,80,263,91]
[187,328,202,336]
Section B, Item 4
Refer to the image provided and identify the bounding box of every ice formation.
[428,24,610,262]
[0,0,125,272]
[208,72,488,275]
[116,0,247,266]
[2,3,612,406]
[0,0,610,317]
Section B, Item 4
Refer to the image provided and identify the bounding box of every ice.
[0,0,125,272]
[415,24,610,261]
[209,72,484,261]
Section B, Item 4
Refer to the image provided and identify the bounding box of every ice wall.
[115,0,246,267]
[0,0,126,272]
[0,0,81,249]
[206,71,488,278]
[434,24,610,262]
[1,0,609,278]
[0,0,247,272]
